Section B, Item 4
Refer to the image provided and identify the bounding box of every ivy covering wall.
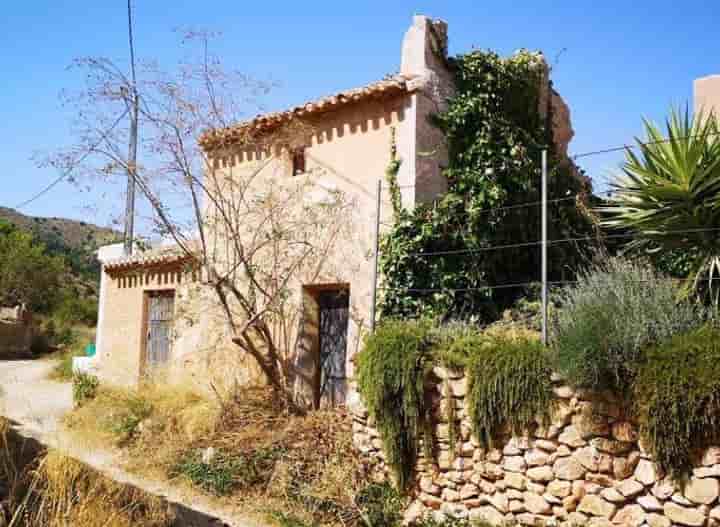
[380,50,593,321]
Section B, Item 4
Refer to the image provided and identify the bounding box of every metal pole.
[541,149,548,346]
[123,0,139,256]
[370,179,382,332]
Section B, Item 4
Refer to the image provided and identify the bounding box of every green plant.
[355,482,405,527]
[171,446,283,496]
[72,373,99,407]
[356,320,434,489]
[380,50,593,321]
[451,333,553,448]
[599,106,720,305]
[552,257,704,395]
[268,511,317,527]
[107,394,153,442]
[0,219,65,312]
[636,325,720,481]
[51,349,75,381]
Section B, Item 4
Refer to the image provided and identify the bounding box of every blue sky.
[1,1,718,229]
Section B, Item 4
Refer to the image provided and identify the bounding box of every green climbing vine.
[379,49,594,321]
[385,127,402,220]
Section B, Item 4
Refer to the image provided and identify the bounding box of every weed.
[355,482,405,527]
[72,372,99,406]
[170,445,284,496]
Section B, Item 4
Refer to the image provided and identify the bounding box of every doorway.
[144,290,175,368]
[316,288,349,407]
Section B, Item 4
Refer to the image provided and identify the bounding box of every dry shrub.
[0,418,173,527]
[25,451,173,527]
[63,383,370,526]
[64,382,217,472]
[0,418,40,523]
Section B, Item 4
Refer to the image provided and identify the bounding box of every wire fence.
[368,146,717,343]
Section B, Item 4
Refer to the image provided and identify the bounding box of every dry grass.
[0,418,173,527]
[63,382,371,526]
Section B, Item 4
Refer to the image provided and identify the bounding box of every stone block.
[558,426,587,448]
[553,457,587,480]
[637,494,663,512]
[547,480,572,498]
[527,466,554,482]
[634,459,658,486]
[663,502,706,526]
[613,504,645,527]
[617,478,645,498]
[684,477,720,505]
[504,455,528,473]
[577,495,617,518]
[524,492,552,514]
[600,487,625,503]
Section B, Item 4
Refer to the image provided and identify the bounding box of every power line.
[399,226,720,259]
[378,276,720,295]
[14,110,129,210]
[572,130,720,160]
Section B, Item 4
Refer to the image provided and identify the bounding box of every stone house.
[0,304,33,358]
[86,15,576,403]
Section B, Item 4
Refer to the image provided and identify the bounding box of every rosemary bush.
[636,325,720,481]
[552,257,704,395]
[355,319,434,489]
[451,334,553,448]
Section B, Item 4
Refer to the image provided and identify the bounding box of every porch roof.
[103,247,194,275]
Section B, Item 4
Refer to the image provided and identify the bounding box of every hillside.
[0,207,121,293]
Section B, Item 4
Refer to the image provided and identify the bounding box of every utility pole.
[123,0,139,255]
[541,149,548,345]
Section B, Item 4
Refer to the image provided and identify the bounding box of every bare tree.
[50,31,355,409]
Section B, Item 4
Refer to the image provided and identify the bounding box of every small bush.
[72,373,99,406]
[355,482,405,527]
[552,258,704,395]
[51,350,75,381]
[636,325,720,481]
[356,319,434,489]
[107,393,153,443]
[171,445,284,496]
[448,333,553,449]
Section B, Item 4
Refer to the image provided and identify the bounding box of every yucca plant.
[599,106,720,305]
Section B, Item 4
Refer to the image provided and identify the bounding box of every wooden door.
[146,291,174,367]
[317,289,349,407]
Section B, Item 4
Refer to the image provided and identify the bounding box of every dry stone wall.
[351,368,720,527]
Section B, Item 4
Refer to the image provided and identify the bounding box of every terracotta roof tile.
[104,247,194,274]
[199,75,416,150]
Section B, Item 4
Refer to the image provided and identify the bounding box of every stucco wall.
[206,94,412,404]
[695,75,720,117]
[96,264,262,391]
[351,370,720,527]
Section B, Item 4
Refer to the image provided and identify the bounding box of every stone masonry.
[350,368,720,527]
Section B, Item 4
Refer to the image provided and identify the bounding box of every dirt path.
[0,360,72,439]
[0,359,263,527]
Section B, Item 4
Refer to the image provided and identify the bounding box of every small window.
[292,148,306,176]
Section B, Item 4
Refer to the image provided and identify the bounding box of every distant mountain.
[0,207,121,294]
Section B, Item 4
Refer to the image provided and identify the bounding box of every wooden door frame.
[139,289,176,377]
[306,284,350,408]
